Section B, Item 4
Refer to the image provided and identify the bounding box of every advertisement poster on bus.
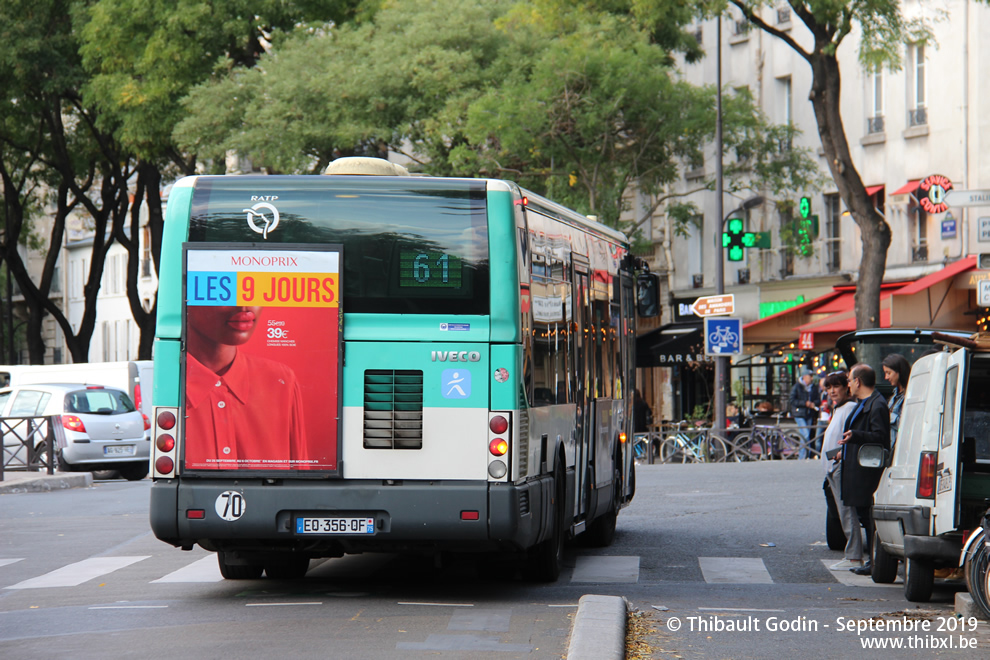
[182,245,342,472]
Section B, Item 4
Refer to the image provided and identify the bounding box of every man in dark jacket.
[789,368,820,458]
[839,363,891,575]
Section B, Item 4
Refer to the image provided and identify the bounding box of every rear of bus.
[149,172,552,573]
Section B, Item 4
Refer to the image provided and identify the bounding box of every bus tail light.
[153,406,180,479]
[488,412,512,482]
[916,451,937,499]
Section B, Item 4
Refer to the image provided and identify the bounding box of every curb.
[567,594,628,660]
[0,472,93,494]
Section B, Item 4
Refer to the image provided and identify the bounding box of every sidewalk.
[0,470,93,494]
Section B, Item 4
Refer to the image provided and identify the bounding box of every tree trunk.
[809,53,890,328]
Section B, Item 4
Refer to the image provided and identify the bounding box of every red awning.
[742,290,842,330]
[893,256,976,296]
[811,291,856,315]
[891,179,921,196]
[796,308,891,334]
[865,184,884,197]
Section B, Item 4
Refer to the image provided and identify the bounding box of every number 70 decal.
[215,491,246,521]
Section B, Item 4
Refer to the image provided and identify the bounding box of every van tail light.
[142,413,151,431]
[62,415,86,433]
[134,383,143,413]
[916,451,937,499]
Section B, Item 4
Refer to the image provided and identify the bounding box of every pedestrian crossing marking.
[0,558,24,568]
[571,555,640,583]
[699,557,773,584]
[4,556,150,589]
[151,555,223,583]
[819,560,901,587]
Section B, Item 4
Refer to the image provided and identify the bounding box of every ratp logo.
[243,202,280,239]
[441,369,471,399]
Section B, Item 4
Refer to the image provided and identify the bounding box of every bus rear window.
[188,176,490,314]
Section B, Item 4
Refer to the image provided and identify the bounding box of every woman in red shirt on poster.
[183,305,310,470]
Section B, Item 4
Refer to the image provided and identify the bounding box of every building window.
[824,194,841,272]
[907,43,926,126]
[141,226,153,278]
[867,71,884,133]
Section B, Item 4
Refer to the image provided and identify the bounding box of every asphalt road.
[1,462,987,659]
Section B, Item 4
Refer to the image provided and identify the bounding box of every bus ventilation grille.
[518,490,530,516]
[363,370,424,449]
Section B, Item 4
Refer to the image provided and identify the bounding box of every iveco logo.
[431,351,481,362]
[243,200,280,239]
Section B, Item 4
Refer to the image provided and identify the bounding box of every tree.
[714,1,932,328]
[0,0,129,364]
[74,0,369,357]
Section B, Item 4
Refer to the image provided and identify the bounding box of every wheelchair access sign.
[705,317,742,356]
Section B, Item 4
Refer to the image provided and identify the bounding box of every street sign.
[980,218,990,243]
[944,189,990,208]
[691,294,735,317]
[799,331,814,351]
[705,317,742,356]
[979,281,990,307]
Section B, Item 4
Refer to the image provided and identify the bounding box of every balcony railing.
[911,245,929,262]
[867,116,885,134]
[692,273,704,289]
[908,107,927,127]
[777,7,791,24]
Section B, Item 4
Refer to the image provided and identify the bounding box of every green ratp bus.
[150,157,657,581]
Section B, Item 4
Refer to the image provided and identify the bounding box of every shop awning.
[865,184,884,197]
[796,307,891,334]
[636,323,709,368]
[891,179,921,196]
[892,256,976,297]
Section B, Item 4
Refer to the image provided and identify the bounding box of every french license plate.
[104,445,135,456]
[296,517,375,535]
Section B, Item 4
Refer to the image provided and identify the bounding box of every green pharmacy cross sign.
[722,217,770,262]
[796,196,818,257]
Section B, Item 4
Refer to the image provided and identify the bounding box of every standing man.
[790,368,820,459]
[821,371,862,570]
[839,363,891,576]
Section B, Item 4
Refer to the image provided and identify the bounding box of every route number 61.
[215,490,246,521]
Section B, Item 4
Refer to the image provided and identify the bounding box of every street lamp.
[713,194,764,434]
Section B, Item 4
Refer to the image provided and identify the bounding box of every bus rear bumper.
[150,475,550,556]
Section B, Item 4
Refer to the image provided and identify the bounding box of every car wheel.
[871,531,898,584]
[826,513,847,552]
[903,557,934,602]
[217,552,264,580]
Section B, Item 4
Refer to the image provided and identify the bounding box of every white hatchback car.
[0,384,151,480]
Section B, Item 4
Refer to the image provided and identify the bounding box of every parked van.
[0,361,153,419]
[870,336,990,601]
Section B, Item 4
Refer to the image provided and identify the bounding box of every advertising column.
[182,245,342,472]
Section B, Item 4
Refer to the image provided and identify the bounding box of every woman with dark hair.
[881,353,911,447]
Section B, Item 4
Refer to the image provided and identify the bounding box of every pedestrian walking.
[881,353,910,449]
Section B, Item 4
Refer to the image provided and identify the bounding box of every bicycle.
[731,424,807,460]
[962,506,990,619]
[658,422,729,464]
[632,431,662,464]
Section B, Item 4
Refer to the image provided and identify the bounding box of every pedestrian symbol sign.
[705,318,742,356]
[442,369,471,399]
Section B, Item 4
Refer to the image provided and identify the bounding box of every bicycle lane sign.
[704,317,742,356]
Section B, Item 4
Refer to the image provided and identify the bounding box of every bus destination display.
[399,249,462,289]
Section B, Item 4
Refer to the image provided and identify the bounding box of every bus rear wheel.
[584,468,619,548]
[527,459,565,582]
[217,551,264,580]
[264,555,310,580]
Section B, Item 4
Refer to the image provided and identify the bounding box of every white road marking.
[89,605,169,610]
[571,555,640,583]
[819,559,901,587]
[5,556,150,589]
[151,555,223,583]
[0,558,24,568]
[698,557,773,584]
